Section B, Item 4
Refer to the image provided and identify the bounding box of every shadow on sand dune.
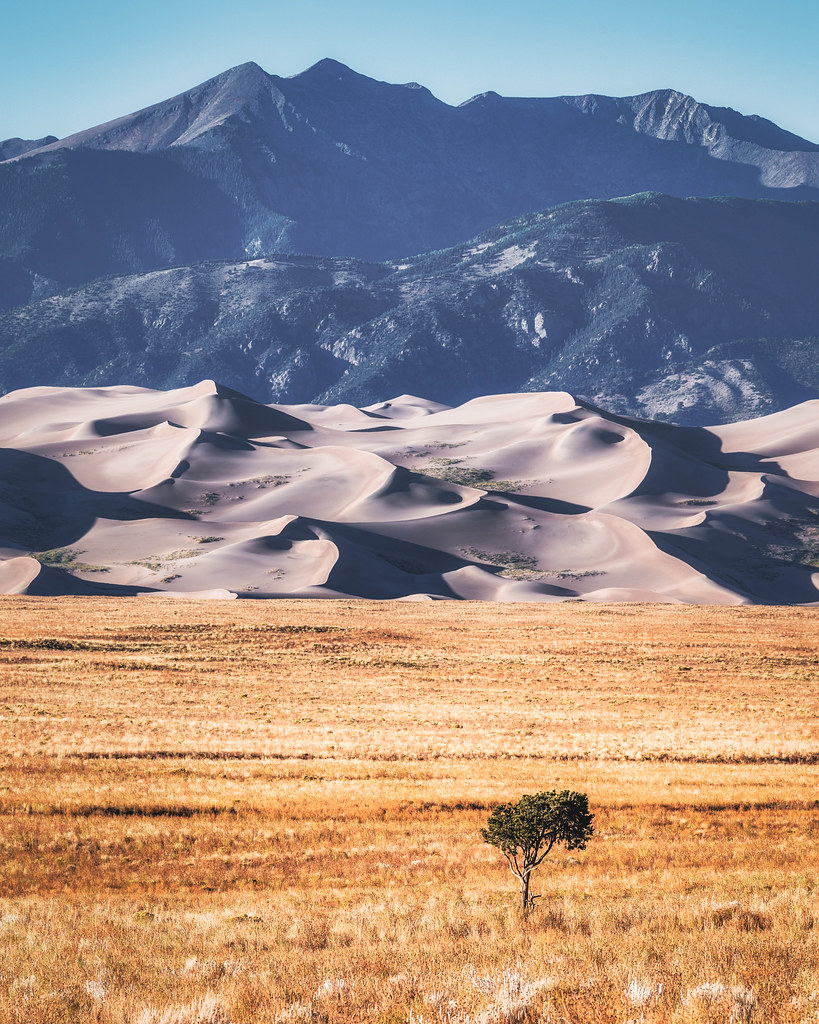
[628,423,819,603]
[309,520,464,600]
[0,448,194,595]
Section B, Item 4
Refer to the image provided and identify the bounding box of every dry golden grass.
[0,598,817,1023]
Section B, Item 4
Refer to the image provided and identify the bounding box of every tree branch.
[503,851,523,880]
[531,839,556,868]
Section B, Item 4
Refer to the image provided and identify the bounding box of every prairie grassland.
[0,598,817,1023]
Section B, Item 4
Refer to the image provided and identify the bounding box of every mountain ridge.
[3,57,819,307]
[0,135,59,161]
[10,61,819,163]
[2,192,817,426]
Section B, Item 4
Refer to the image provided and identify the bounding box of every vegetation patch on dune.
[421,458,533,493]
[462,548,606,582]
[422,457,496,488]
[30,547,110,573]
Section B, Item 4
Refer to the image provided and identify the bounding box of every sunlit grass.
[0,598,816,1022]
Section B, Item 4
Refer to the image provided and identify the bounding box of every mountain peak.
[217,60,270,85]
[292,58,363,83]
[285,58,442,105]
[459,90,503,107]
[0,135,59,161]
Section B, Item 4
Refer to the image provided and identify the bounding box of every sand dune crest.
[0,382,817,602]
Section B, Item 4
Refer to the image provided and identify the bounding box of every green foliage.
[465,548,539,577]
[31,547,109,574]
[461,549,605,582]
[128,559,163,572]
[421,458,533,493]
[482,790,593,910]
[242,475,291,489]
[31,547,79,567]
[422,458,495,488]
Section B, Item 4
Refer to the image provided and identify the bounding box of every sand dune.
[0,381,817,602]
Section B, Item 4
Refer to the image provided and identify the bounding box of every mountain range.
[1,60,818,602]
[1,191,817,424]
[3,58,819,309]
[1,59,818,427]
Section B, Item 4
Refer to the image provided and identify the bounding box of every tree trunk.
[521,871,530,911]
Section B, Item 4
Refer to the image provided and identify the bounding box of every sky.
[3,0,818,143]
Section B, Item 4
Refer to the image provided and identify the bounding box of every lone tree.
[482,790,593,911]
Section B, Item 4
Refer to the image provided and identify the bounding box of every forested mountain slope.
[1,193,817,425]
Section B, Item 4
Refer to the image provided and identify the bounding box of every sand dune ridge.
[0,382,817,603]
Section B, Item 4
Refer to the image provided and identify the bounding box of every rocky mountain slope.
[2,193,817,425]
[2,59,818,307]
[1,380,817,603]
[0,136,58,161]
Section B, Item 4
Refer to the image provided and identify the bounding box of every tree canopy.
[482,790,594,910]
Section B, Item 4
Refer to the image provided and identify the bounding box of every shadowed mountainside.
[0,135,59,161]
[2,59,819,305]
[2,193,817,425]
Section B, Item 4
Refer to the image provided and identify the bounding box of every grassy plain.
[0,598,817,1023]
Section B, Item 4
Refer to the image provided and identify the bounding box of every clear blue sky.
[3,0,818,143]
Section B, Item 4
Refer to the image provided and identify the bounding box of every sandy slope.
[0,381,817,602]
